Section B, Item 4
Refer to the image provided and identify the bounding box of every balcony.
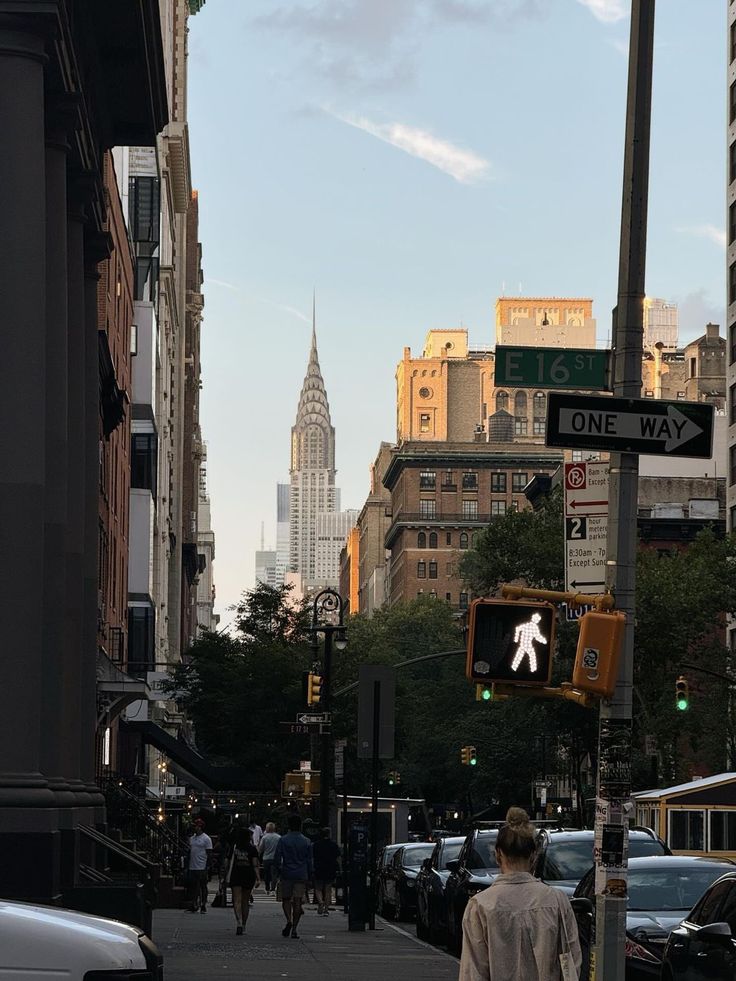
[385,511,492,548]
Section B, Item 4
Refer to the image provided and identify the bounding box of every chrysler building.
[289,312,341,590]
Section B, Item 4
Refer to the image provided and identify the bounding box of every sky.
[186,0,726,622]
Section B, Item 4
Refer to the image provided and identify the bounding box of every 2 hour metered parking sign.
[466,599,556,686]
[546,392,714,459]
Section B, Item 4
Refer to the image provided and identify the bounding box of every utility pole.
[595,2,655,979]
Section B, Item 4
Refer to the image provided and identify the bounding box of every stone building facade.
[357,443,394,615]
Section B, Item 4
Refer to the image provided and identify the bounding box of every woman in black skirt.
[226,826,261,934]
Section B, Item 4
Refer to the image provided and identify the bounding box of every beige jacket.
[459,872,582,981]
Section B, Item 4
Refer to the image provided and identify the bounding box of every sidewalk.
[155,891,459,980]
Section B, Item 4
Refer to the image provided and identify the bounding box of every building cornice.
[383,443,564,490]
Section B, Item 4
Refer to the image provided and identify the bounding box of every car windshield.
[440,841,463,870]
[628,867,728,911]
[469,833,499,872]
[382,847,400,868]
[403,845,434,867]
[544,836,665,881]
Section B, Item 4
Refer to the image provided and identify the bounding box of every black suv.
[443,828,499,954]
[533,827,670,896]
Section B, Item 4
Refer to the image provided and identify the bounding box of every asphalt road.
[154,892,459,980]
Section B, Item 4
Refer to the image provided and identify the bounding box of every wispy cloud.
[207,277,240,291]
[610,37,628,57]
[678,224,727,250]
[577,0,628,24]
[277,303,312,324]
[327,109,490,184]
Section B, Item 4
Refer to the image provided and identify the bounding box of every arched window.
[496,390,509,412]
[459,532,469,550]
[514,391,528,436]
[418,532,426,548]
[533,391,546,416]
[428,532,438,549]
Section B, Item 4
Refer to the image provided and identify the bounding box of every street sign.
[564,461,609,594]
[547,393,714,458]
[494,345,610,391]
[297,712,330,724]
[467,599,556,686]
[280,722,311,734]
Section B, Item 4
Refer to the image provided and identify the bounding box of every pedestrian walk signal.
[461,745,477,766]
[467,599,555,686]
[307,673,323,706]
[675,676,689,712]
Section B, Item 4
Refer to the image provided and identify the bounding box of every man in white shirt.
[249,820,263,848]
[187,818,213,913]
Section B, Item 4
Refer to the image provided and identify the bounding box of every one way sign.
[546,393,714,459]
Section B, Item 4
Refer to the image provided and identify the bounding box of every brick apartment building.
[383,442,563,609]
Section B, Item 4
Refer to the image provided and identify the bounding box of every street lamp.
[308,588,347,827]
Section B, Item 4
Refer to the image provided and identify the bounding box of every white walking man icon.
[511,612,547,674]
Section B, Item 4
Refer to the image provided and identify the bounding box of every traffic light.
[467,599,556,686]
[675,676,689,712]
[475,684,493,702]
[572,611,626,698]
[468,747,477,766]
[307,673,323,706]
[388,770,401,786]
[460,746,477,766]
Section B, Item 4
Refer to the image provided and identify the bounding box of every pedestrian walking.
[186,818,213,914]
[275,813,313,939]
[225,825,261,935]
[259,821,281,895]
[249,818,263,849]
[312,827,340,915]
[459,807,581,981]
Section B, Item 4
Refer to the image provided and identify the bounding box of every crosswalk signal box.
[572,610,626,698]
[467,599,556,686]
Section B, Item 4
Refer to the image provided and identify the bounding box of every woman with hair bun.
[458,807,581,980]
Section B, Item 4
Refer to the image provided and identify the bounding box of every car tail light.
[624,937,660,964]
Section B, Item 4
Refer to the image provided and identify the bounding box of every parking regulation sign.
[564,461,608,594]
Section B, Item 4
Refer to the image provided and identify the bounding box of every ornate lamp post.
[308,588,347,827]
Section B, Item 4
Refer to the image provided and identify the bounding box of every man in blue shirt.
[275,814,313,939]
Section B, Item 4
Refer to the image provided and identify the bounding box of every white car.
[0,899,163,979]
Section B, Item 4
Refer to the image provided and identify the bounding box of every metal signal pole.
[595,2,655,979]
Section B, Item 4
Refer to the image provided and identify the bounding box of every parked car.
[533,827,670,896]
[661,869,736,980]
[0,899,163,978]
[444,828,500,954]
[415,835,465,944]
[376,842,405,918]
[381,842,436,921]
[573,856,733,980]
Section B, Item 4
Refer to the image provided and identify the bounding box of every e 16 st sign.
[495,345,610,391]
[546,393,714,459]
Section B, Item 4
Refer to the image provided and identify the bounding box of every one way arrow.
[558,404,703,452]
[569,579,606,589]
[569,499,608,510]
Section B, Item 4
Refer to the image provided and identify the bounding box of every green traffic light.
[482,687,492,701]
[469,757,477,766]
[676,697,689,711]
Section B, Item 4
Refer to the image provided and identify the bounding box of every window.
[731,324,736,364]
[670,810,705,851]
[492,501,507,516]
[419,413,431,433]
[420,500,436,518]
[512,473,528,493]
[731,445,736,486]
[496,391,509,412]
[429,532,438,549]
[690,881,733,927]
[731,203,736,246]
[533,420,545,435]
[720,882,736,933]
[730,263,736,306]
[515,417,528,436]
[459,532,469,549]
[711,811,736,851]
[417,561,427,579]
[731,81,736,123]
[445,592,452,603]
[689,357,697,379]
[491,473,507,493]
[533,392,546,417]
[731,385,736,425]
[128,603,155,674]
[731,21,736,63]
[417,589,424,598]
[442,470,455,489]
[731,141,736,183]
[446,532,452,546]
[429,590,437,599]
[417,531,426,548]
[514,391,527,424]
[462,472,478,489]
[420,470,436,489]
[459,592,469,610]
[428,561,438,579]
[131,433,158,495]
[462,500,478,519]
